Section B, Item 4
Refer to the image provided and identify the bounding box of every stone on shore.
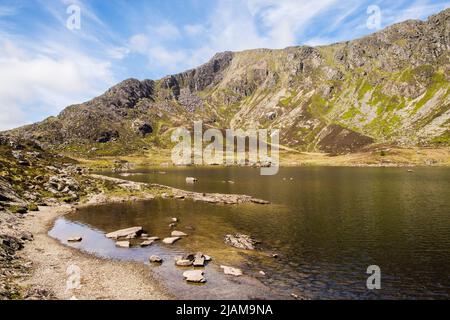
[147,237,160,241]
[220,265,243,277]
[149,255,163,263]
[171,230,188,237]
[183,270,206,283]
[67,236,82,242]
[171,217,178,222]
[115,241,130,248]
[162,237,181,244]
[224,233,257,250]
[106,226,143,239]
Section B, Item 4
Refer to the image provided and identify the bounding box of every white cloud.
[107,46,130,60]
[125,0,347,76]
[245,0,339,48]
[382,0,450,25]
[0,39,115,130]
[0,4,19,17]
[184,24,205,36]
[151,22,181,40]
[129,34,151,54]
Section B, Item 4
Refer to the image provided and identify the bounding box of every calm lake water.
[50,167,450,299]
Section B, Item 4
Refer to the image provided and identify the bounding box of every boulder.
[19,231,33,242]
[171,230,188,237]
[171,217,178,222]
[67,236,82,242]
[132,120,153,137]
[96,130,119,143]
[106,226,143,239]
[115,241,130,248]
[224,234,257,250]
[203,255,212,261]
[220,265,243,276]
[140,240,154,247]
[175,258,193,267]
[193,252,205,267]
[251,198,270,205]
[267,111,277,120]
[183,270,206,283]
[162,237,181,244]
[149,255,163,263]
[186,177,198,183]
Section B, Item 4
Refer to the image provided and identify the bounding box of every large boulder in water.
[106,226,143,239]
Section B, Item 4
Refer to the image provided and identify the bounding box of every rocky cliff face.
[6,9,450,155]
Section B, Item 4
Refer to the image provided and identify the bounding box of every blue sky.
[0,0,448,130]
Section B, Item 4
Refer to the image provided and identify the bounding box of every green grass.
[412,72,448,114]
[431,131,450,145]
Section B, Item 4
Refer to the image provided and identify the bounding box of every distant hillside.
[6,8,450,156]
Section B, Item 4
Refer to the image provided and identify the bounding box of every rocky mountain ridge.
[5,8,450,156]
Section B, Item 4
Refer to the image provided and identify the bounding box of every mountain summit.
[7,8,450,155]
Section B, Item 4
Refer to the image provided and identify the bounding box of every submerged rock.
[183,270,206,283]
[106,226,143,239]
[224,233,257,250]
[140,240,154,247]
[149,255,163,263]
[162,237,181,244]
[250,198,270,205]
[115,241,130,248]
[171,230,188,237]
[220,265,243,277]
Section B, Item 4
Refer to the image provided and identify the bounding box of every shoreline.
[7,174,276,300]
[74,147,450,171]
[17,204,172,300]
[5,166,449,300]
